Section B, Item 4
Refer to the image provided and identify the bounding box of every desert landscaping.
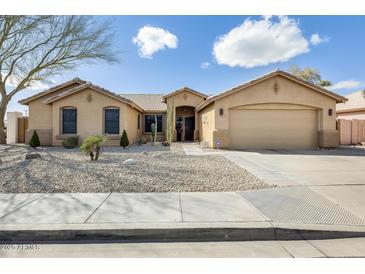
[0,143,267,193]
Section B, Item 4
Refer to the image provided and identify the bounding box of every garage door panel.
[229,109,318,149]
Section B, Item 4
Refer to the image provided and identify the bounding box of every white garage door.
[229,109,318,149]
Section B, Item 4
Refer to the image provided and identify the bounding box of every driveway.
[222,147,365,187]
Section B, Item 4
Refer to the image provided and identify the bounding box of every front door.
[184,116,195,141]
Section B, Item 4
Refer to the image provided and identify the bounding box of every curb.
[2,224,365,243]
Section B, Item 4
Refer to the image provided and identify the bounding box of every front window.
[104,108,120,134]
[144,114,162,133]
[62,108,77,134]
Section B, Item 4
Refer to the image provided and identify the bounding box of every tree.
[319,80,332,87]
[289,65,332,88]
[0,16,119,144]
[120,129,129,149]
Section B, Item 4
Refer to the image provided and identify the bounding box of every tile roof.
[162,87,207,101]
[120,94,166,111]
[337,90,365,112]
[196,70,347,111]
[42,82,144,112]
[18,78,86,104]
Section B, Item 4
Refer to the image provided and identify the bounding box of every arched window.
[104,107,120,134]
[61,107,77,134]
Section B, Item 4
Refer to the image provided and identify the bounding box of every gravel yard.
[0,143,268,193]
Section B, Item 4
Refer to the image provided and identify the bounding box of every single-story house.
[19,70,346,149]
[337,90,365,120]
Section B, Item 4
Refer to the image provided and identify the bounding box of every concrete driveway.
[222,147,365,187]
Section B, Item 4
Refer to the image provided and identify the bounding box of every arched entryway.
[175,106,195,141]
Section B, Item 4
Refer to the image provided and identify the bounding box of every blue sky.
[8,15,365,114]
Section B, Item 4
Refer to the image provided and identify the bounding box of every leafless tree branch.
[0,15,119,143]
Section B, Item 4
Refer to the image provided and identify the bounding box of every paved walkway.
[182,143,297,186]
[1,187,365,228]
[0,192,266,224]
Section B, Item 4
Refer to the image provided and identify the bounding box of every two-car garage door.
[229,108,318,149]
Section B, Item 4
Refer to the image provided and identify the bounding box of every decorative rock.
[25,153,41,160]
[152,153,164,158]
[122,158,137,165]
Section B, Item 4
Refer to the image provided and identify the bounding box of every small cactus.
[151,115,157,145]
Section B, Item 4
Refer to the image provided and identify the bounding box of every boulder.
[152,153,164,158]
[122,158,137,165]
[25,153,41,160]
[140,151,148,156]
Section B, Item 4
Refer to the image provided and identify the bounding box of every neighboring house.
[19,70,346,149]
[337,90,365,120]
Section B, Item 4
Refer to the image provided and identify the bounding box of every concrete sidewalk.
[0,192,266,224]
[1,187,365,243]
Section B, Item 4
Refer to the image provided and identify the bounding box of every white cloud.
[2,73,55,90]
[27,80,55,90]
[201,62,211,69]
[310,33,329,46]
[133,25,178,59]
[213,16,310,68]
[330,80,363,90]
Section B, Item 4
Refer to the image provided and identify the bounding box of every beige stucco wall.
[28,99,52,130]
[51,88,142,146]
[165,90,206,141]
[198,75,338,148]
[166,90,205,109]
[199,103,215,147]
[27,83,81,145]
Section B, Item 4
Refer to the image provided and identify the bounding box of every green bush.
[80,135,105,161]
[62,136,79,149]
[29,130,40,148]
[120,129,129,149]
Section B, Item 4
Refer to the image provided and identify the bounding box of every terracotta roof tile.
[120,94,166,112]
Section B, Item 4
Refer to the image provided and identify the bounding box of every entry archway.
[175,106,195,141]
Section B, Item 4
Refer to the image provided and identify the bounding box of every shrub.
[120,129,129,149]
[62,136,79,149]
[80,135,105,161]
[29,130,40,148]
